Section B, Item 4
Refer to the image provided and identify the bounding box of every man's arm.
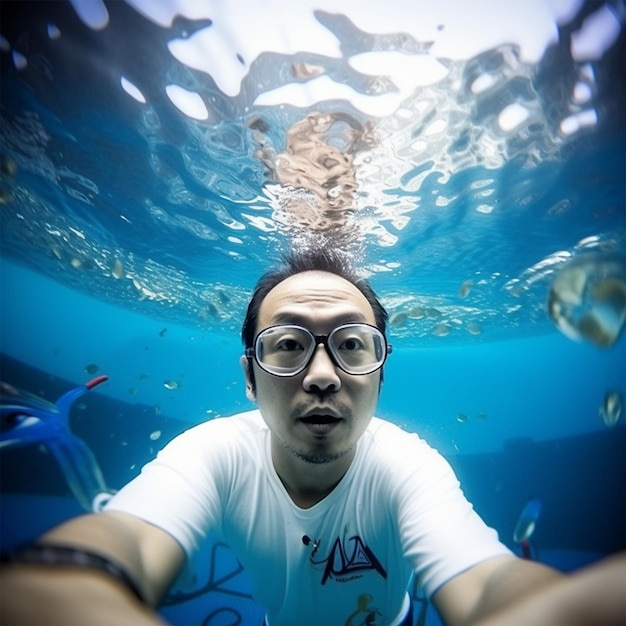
[433,554,562,625]
[433,552,626,626]
[0,511,185,625]
[470,551,625,626]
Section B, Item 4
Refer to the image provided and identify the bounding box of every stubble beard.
[281,439,354,465]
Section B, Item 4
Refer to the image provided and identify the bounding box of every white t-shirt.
[106,410,512,626]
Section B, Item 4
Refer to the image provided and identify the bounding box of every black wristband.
[1,544,146,604]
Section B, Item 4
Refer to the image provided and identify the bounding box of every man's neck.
[271,442,355,509]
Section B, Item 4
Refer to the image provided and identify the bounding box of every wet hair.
[241,248,389,389]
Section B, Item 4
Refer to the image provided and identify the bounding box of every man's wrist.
[1,543,147,604]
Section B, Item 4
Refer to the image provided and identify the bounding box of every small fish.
[50,244,63,260]
[85,363,100,374]
[111,259,124,279]
[432,323,450,337]
[159,328,167,338]
[408,307,424,319]
[0,157,17,177]
[600,390,623,427]
[0,186,12,204]
[163,380,181,390]
[199,303,219,320]
[466,322,482,335]
[456,413,469,423]
[513,498,542,546]
[149,430,162,441]
[389,312,408,327]
[459,280,473,298]
[216,289,230,305]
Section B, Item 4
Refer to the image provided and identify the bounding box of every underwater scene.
[1,1,624,624]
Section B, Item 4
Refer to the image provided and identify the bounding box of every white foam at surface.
[69,0,109,30]
[348,52,449,91]
[471,74,498,95]
[123,0,211,27]
[121,77,146,104]
[165,84,209,120]
[253,75,404,118]
[572,82,592,104]
[571,4,623,61]
[559,109,598,136]
[123,0,586,115]
[12,50,27,70]
[168,30,249,98]
[498,103,530,132]
[47,24,62,40]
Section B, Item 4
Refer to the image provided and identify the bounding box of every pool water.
[1,2,624,624]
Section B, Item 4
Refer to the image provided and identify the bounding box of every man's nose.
[302,343,341,393]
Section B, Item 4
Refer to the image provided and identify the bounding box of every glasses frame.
[245,323,392,377]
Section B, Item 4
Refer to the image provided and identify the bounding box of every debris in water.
[600,390,622,427]
[111,258,124,279]
[466,322,482,335]
[432,323,450,336]
[459,280,473,298]
[389,312,408,327]
[548,254,626,347]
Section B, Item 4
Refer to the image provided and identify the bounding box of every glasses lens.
[328,324,387,375]
[253,324,389,376]
[255,326,314,376]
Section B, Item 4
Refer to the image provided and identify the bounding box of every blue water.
[1,2,625,625]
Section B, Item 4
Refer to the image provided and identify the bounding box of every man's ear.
[240,355,256,401]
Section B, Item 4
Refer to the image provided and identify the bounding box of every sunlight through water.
[0,0,623,347]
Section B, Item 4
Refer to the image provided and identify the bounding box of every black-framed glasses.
[245,323,392,377]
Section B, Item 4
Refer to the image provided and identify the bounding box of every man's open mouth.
[300,415,340,425]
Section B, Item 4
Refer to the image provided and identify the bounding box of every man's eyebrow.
[270,311,370,326]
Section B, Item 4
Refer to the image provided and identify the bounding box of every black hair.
[241,248,389,390]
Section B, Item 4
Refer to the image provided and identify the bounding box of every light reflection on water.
[0,0,623,352]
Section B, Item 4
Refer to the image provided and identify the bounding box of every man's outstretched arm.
[434,551,626,626]
[0,511,185,626]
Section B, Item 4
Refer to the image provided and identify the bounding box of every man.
[1,249,624,626]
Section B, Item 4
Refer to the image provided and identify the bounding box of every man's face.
[242,270,381,466]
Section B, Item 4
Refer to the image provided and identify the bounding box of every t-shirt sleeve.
[104,420,227,560]
[393,433,512,600]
